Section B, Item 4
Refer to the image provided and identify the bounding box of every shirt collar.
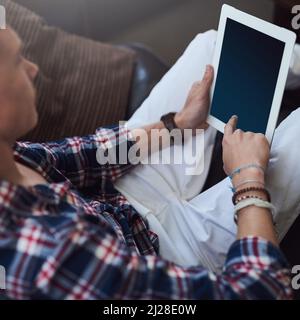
[0,143,72,214]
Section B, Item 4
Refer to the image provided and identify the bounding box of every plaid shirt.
[0,125,293,300]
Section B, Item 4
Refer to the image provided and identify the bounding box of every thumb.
[200,65,214,92]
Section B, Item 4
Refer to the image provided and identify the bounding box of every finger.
[244,131,254,137]
[201,122,209,130]
[224,115,238,136]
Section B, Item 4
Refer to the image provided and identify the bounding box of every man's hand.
[175,65,214,130]
[222,116,270,183]
[132,65,214,157]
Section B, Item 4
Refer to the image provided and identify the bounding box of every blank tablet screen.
[210,18,285,133]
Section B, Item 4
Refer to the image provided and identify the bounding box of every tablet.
[207,4,296,142]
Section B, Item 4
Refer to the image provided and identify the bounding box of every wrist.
[232,168,265,190]
[174,112,185,130]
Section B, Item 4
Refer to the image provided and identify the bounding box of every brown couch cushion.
[2,0,136,142]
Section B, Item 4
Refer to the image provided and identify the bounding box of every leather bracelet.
[232,186,271,205]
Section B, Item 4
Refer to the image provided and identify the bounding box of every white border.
[207,4,296,143]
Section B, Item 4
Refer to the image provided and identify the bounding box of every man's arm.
[22,66,214,189]
[26,219,292,299]
[223,116,279,247]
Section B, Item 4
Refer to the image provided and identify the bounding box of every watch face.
[160,113,183,146]
[161,113,177,132]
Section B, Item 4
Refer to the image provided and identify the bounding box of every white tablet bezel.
[207,4,296,143]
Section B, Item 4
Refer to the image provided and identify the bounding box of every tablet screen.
[210,18,285,133]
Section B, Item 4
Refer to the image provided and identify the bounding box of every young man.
[0,27,295,300]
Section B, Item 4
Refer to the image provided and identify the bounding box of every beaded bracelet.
[234,194,266,205]
[232,186,271,205]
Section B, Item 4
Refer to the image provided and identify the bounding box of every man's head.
[0,28,39,143]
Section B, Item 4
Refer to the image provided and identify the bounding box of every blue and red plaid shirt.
[0,125,293,300]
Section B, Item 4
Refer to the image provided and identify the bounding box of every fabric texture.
[123,30,218,201]
[1,0,136,142]
[0,126,292,299]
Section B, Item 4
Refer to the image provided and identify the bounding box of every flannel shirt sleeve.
[36,125,137,188]
[24,212,291,300]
